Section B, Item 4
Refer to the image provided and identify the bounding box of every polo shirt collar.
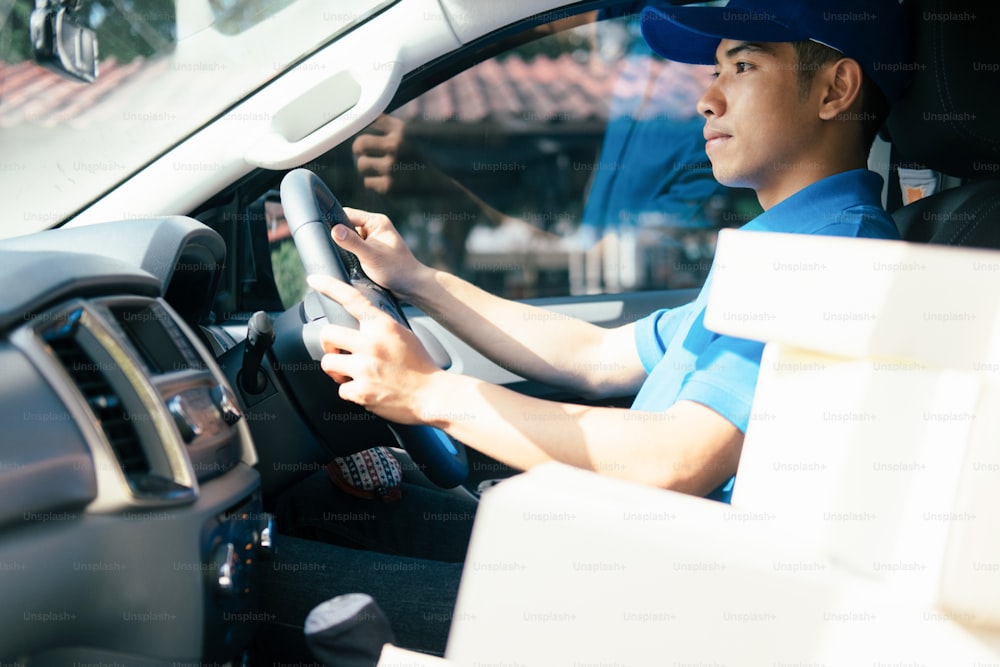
[744,169,886,234]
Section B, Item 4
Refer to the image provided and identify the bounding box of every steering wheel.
[278,168,468,488]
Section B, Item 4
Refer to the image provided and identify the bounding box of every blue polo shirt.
[631,169,900,502]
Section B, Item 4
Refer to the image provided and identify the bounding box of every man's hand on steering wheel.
[279,168,468,487]
[307,274,444,427]
[331,208,428,300]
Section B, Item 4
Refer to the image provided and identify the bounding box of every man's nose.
[697,79,722,118]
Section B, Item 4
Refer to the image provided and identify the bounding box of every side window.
[268,8,759,307]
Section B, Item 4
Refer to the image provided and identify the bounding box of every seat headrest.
[886,1,1000,179]
[893,179,1000,246]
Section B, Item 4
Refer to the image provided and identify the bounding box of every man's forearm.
[308,273,739,495]
[401,268,645,399]
[420,370,741,495]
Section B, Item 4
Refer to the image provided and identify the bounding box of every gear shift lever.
[304,593,396,667]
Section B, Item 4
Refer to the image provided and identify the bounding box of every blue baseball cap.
[640,0,914,103]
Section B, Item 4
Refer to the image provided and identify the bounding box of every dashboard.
[0,214,689,665]
[0,217,267,665]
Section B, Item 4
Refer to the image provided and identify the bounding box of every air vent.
[47,335,150,478]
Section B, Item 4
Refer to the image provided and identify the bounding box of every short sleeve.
[675,333,765,432]
[633,306,691,374]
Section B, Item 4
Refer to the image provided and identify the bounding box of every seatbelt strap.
[886,142,904,214]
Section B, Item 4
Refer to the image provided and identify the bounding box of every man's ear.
[817,58,864,120]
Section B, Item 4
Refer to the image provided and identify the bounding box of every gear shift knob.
[304,593,396,667]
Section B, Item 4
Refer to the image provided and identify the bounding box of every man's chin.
[709,164,750,191]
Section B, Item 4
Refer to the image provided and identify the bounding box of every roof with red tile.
[396,53,619,127]
[394,52,711,131]
[0,58,146,128]
[1,52,708,131]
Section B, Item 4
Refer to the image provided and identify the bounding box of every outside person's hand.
[351,114,406,195]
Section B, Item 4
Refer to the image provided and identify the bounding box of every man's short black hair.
[792,40,890,154]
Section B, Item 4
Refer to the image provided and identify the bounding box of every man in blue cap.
[640,0,912,206]
[262,0,914,655]
[307,0,913,503]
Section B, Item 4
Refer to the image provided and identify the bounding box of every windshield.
[0,0,393,239]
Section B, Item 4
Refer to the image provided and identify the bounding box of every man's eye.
[735,61,752,73]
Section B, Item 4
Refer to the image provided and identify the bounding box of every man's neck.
[755,158,868,210]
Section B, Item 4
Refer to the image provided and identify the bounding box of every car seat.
[887,0,1000,246]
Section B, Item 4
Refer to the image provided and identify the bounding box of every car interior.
[0,0,997,665]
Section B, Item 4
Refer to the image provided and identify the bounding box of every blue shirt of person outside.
[579,10,725,251]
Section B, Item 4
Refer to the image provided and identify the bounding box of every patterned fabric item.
[326,446,403,502]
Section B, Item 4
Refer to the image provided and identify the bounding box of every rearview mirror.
[30,4,98,83]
